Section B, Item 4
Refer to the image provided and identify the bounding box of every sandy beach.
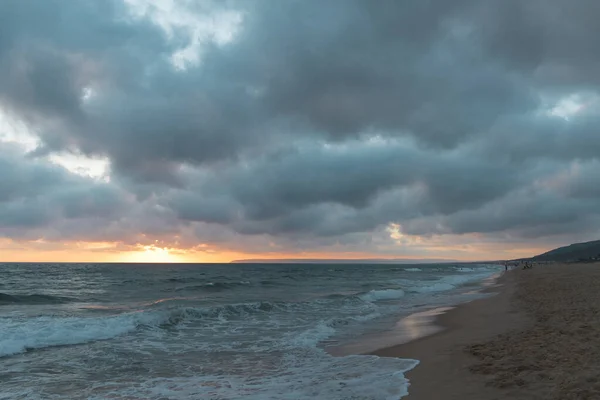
[374,263,600,399]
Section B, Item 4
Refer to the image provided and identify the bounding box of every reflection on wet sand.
[327,306,454,356]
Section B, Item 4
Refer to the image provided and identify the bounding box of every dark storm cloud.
[0,0,163,119]
[230,0,535,145]
[474,0,600,85]
[399,158,600,238]
[0,0,534,172]
[0,145,128,234]
[1,0,600,252]
[166,140,524,238]
[0,0,266,178]
[469,112,600,164]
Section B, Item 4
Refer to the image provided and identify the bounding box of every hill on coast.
[531,240,600,262]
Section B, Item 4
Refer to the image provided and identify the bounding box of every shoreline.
[374,263,600,399]
[327,270,503,357]
[372,270,529,399]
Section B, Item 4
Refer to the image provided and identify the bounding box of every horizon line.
[1,258,505,264]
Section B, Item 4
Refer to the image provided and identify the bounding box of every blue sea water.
[0,262,500,399]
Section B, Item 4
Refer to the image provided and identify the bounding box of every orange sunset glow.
[0,237,549,263]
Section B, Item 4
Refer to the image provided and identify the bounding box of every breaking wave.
[405,273,494,293]
[0,311,168,357]
[0,299,376,358]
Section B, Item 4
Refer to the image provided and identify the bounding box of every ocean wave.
[280,310,382,348]
[0,311,169,357]
[331,272,495,303]
[359,288,406,302]
[168,301,289,323]
[409,282,456,293]
[451,265,498,272]
[283,321,337,348]
[166,278,188,283]
[0,300,297,357]
[0,299,373,358]
[174,281,251,292]
[403,268,422,272]
[0,294,384,358]
[167,299,366,325]
[0,292,75,305]
[259,280,284,286]
[0,269,497,358]
[406,273,494,293]
[453,267,477,272]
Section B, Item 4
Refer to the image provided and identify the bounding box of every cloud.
[1,0,600,258]
[400,159,600,238]
[0,0,534,169]
[165,139,523,237]
[0,144,129,234]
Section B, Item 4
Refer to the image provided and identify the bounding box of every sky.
[1,0,600,263]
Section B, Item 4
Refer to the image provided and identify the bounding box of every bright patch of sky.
[546,92,598,120]
[123,0,243,70]
[0,107,110,181]
[387,223,404,240]
[81,86,96,103]
[48,152,111,182]
[0,107,40,152]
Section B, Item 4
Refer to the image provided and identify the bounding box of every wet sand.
[374,263,600,399]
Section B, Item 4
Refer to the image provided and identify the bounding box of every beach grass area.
[373,263,600,399]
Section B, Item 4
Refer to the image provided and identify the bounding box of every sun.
[122,245,184,263]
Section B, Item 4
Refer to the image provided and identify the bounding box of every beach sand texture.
[375,263,600,399]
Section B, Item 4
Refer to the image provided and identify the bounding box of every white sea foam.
[88,354,419,400]
[403,267,422,272]
[283,321,337,348]
[359,288,406,302]
[410,282,456,292]
[408,272,495,293]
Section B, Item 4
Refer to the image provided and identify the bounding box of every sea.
[0,262,501,399]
